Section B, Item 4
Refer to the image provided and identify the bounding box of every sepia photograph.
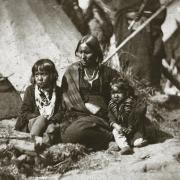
[0,0,180,179]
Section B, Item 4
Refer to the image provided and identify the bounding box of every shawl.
[62,62,88,112]
[35,85,56,120]
[62,62,119,113]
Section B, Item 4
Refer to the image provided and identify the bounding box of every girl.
[15,59,63,145]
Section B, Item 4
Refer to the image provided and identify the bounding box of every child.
[15,59,64,146]
[108,77,147,155]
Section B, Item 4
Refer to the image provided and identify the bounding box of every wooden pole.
[101,0,180,90]
[102,0,175,64]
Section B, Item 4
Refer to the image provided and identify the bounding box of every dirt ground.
[0,96,180,180]
[0,0,180,179]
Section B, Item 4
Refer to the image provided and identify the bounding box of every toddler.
[108,77,147,154]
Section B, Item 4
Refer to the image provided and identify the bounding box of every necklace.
[84,68,96,80]
[84,68,99,86]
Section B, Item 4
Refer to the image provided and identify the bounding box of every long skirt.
[61,112,113,150]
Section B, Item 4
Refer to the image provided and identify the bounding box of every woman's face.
[78,43,97,67]
[35,70,50,89]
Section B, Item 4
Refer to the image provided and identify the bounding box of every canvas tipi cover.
[0,74,22,120]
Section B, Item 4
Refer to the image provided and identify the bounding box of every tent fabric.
[0,77,22,120]
[0,0,81,120]
[0,0,81,92]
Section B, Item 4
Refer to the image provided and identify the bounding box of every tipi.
[0,74,22,120]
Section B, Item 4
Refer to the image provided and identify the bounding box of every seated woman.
[15,59,64,145]
[61,34,119,150]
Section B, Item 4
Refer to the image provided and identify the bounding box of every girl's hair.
[75,34,103,63]
[30,59,58,85]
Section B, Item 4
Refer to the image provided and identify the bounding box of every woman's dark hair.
[30,59,58,85]
[75,34,103,63]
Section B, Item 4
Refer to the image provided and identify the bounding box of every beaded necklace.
[84,68,99,87]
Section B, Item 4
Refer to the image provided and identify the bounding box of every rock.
[9,139,36,156]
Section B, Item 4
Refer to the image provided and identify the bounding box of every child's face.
[111,92,125,102]
[111,83,126,102]
[111,92,124,99]
[35,70,50,89]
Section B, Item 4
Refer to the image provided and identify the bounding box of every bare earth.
[1,105,180,180]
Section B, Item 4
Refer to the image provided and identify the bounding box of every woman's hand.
[85,102,100,114]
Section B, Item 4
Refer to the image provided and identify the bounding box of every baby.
[108,77,147,155]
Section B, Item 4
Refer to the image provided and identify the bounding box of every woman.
[61,35,118,150]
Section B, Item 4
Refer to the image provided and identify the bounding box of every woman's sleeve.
[108,110,117,127]
[15,86,38,131]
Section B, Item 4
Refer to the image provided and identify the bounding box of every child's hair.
[30,59,58,85]
[110,77,134,97]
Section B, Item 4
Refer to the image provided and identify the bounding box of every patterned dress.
[108,95,147,137]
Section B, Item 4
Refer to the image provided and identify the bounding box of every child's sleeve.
[49,105,64,124]
[15,86,38,131]
[49,86,64,124]
[108,111,117,127]
[118,97,135,124]
[108,100,118,127]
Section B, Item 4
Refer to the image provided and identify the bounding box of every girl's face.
[34,70,50,89]
[78,43,97,67]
